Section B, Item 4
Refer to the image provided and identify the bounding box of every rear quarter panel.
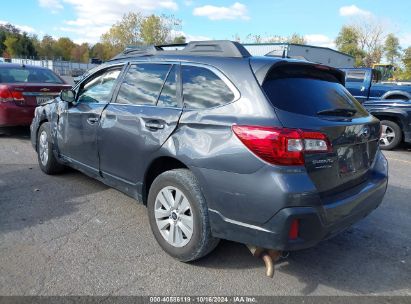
[152,59,296,224]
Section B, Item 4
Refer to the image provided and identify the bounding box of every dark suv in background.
[31,41,388,262]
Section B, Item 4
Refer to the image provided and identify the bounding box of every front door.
[98,63,182,192]
[57,66,123,173]
[344,69,369,103]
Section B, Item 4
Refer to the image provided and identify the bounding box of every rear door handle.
[87,117,99,125]
[145,121,165,130]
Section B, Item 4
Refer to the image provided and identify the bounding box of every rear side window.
[345,70,366,83]
[0,67,63,84]
[182,66,234,109]
[262,65,368,117]
[157,65,178,108]
[116,64,171,105]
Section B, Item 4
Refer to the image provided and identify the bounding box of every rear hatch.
[256,61,380,197]
[0,65,71,106]
[7,83,71,106]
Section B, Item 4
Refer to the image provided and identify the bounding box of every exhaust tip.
[247,245,281,278]
[261,253,274,278]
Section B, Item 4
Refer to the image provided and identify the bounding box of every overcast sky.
[1,0,410,48]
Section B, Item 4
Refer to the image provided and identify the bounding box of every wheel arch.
[371,111,407,134]
[381,90,411,100]
[372,114,405,147]
[34,118,49,152]
[372,113,403,129]
[142,156,189,205]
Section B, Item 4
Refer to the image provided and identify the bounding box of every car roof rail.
[178,40,251,58]
[109,45,162,60]
[157,43,187,49]
[114,40,251,59]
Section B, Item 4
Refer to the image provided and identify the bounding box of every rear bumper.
[0,102,35,127]
[196,151,388,250]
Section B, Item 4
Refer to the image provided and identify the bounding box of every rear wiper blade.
[317,108,357,117]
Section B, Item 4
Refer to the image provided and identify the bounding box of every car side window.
[182,66,235,109]
[77,68,121,103]
[157,65,178,108]
[116,64,171,105]
[346,71,366,83]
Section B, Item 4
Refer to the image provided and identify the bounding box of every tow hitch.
[247,245,282,278]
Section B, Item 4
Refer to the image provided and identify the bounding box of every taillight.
[0,85,24,103]
[232,125,332,166]
[288,219,299,240]
[0,85,13,103]
[11,91,24,101]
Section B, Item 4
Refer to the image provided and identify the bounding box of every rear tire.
[379,120,402,150]
[147,169,219,262]
[37,122,64,174]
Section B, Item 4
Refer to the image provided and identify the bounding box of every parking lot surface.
[0,128,410,296]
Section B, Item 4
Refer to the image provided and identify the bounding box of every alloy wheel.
[380,124,396,147]
[39,130,49,166]
[154,186,193,247]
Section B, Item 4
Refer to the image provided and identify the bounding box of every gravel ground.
[0,127,410,296]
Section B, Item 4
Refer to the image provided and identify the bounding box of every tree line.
[0,13,184,63]
[243,20,410,80]
[0,24,90,62]
[334,20,411,80]
[1,13,410,80]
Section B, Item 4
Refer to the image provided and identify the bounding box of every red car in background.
[0,64,71,127]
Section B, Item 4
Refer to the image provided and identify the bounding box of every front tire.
[37,122,64,174]
[147,169,219,262]
[380,120,402,150]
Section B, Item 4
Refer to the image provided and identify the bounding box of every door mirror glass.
[60,89,76,103]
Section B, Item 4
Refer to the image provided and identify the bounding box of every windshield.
[262,65,368,117]
[0,67,64,84]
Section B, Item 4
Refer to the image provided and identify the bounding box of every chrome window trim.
[128,60,181,65]
[108,102,181,110]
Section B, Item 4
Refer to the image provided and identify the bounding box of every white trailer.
[243,43,354,68]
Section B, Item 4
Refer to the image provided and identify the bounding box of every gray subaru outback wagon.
[31,41,388,262]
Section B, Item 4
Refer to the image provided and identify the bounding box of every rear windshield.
[0,67,63,84]
[262,65,368,117]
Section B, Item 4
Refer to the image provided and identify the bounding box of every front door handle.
[87,117,99,125]
[145,121,165,130]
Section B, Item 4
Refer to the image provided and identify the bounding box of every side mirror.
[60,89,76,103]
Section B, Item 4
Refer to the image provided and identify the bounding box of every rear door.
[98,62,182,186]
[260,63,380,196]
